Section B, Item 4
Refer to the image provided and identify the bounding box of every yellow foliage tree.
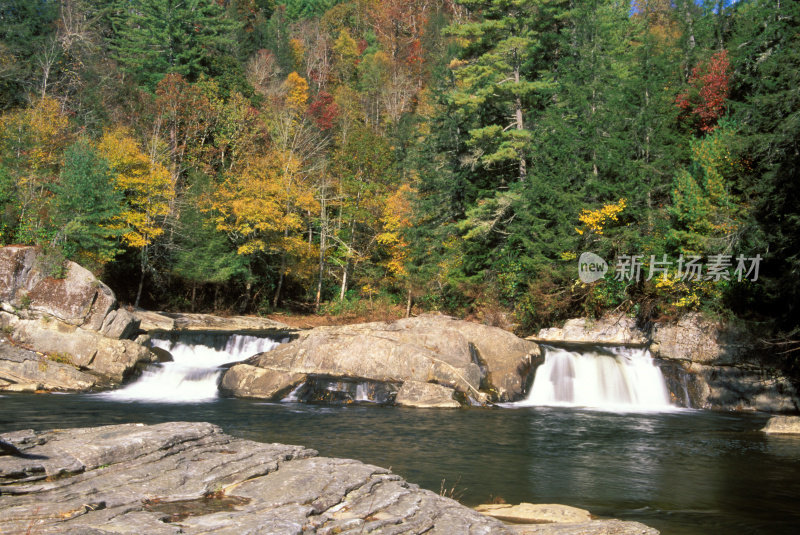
[213,149,319,307]
[97,127,175,306]
[97,127,174,249]
[285,71,309,113]
[0,96,70,242]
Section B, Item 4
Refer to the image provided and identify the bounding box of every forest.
[0,0,797,342]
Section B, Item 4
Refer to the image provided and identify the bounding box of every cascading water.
[98,333,281,403]
[516,345,673,410]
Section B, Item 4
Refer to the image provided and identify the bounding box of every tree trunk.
[405,288,412,318]
[134,247,147,309]
[513,51,526,182]
[339,265,348,301]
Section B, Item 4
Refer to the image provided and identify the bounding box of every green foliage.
[52,140,123,268]
[110,0,239,90]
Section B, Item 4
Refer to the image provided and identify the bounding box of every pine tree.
[52,140,122,268]
[110,0,238,90]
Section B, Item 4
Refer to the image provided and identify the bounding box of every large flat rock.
[0,342,97,392]
[135,311,292,332]
[221,314,540,405]
[0,422,508,534]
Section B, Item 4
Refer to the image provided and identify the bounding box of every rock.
[0,246,118,331]
[219,364,306,400]
[0,422,509,534]
[150,346,173,363]
[762,415,800,434]
[508,519,659,534]
[534,314,647,345]
[142,311,291,332]
[404,314,541,401]
[649,312,751,365]
[1,314,155,385]
[100,308,140,340]
[224,320,483,404]
[682,363,799,412]
[475,503,592,524]
[0,343,96,392]
[396,381,460,408]
[221,314,539,406]
[132,310,175,331]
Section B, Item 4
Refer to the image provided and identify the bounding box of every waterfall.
[98,333,281,403]
[517,345,673,411]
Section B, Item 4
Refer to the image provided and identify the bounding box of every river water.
[2,334,800,534]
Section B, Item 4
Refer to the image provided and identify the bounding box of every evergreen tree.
[52,140,123,268]
[110,0,238,90]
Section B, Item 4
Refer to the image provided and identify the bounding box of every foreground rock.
[0,422,507,534]
[475,503,659,535]
[220,314,540,407]
[762,415,800,434]
[0,246,155,391]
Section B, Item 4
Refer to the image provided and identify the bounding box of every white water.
[516,346,673,411]
[98,334,280,403]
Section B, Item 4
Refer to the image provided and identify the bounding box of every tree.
[52,140,122,269]
[97,127,175,306]
[212,149,318,308]
[446,0,556,183]
[111,0,238,90]
[729,0,800,328]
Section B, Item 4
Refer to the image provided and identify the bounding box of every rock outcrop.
[534,312,799,412]
[0,422,508,534]
[220,314,540,407]
[0,246,155,391]
[133,310,291,333]
[762,415,800,434]
[533,316,647,345]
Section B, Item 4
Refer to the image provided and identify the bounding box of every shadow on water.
[1,393,800,535]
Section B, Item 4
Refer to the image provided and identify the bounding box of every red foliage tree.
[308,90,339,130]
[676,50,731,133]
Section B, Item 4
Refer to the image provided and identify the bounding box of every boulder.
[402,314,541,401]
[395,381,460,408]
[0,342,97,392]
[132,310,176,331]
[1,313,155,385]
[475,503,592,524]
[219,364,306,400]
[224,320,483,404]
[220,314,539,405]
[0,422,510,534]
[649,312,751,365]
[0,246,118,331]
[139,311,291,332]
[762,415,800,434]
[100,308,140,340]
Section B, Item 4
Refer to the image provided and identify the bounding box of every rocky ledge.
[533,313,799,412]
[0,422,507,534]
[220,314,541,407]
[0,246,155,392]
[133,310,291,333]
